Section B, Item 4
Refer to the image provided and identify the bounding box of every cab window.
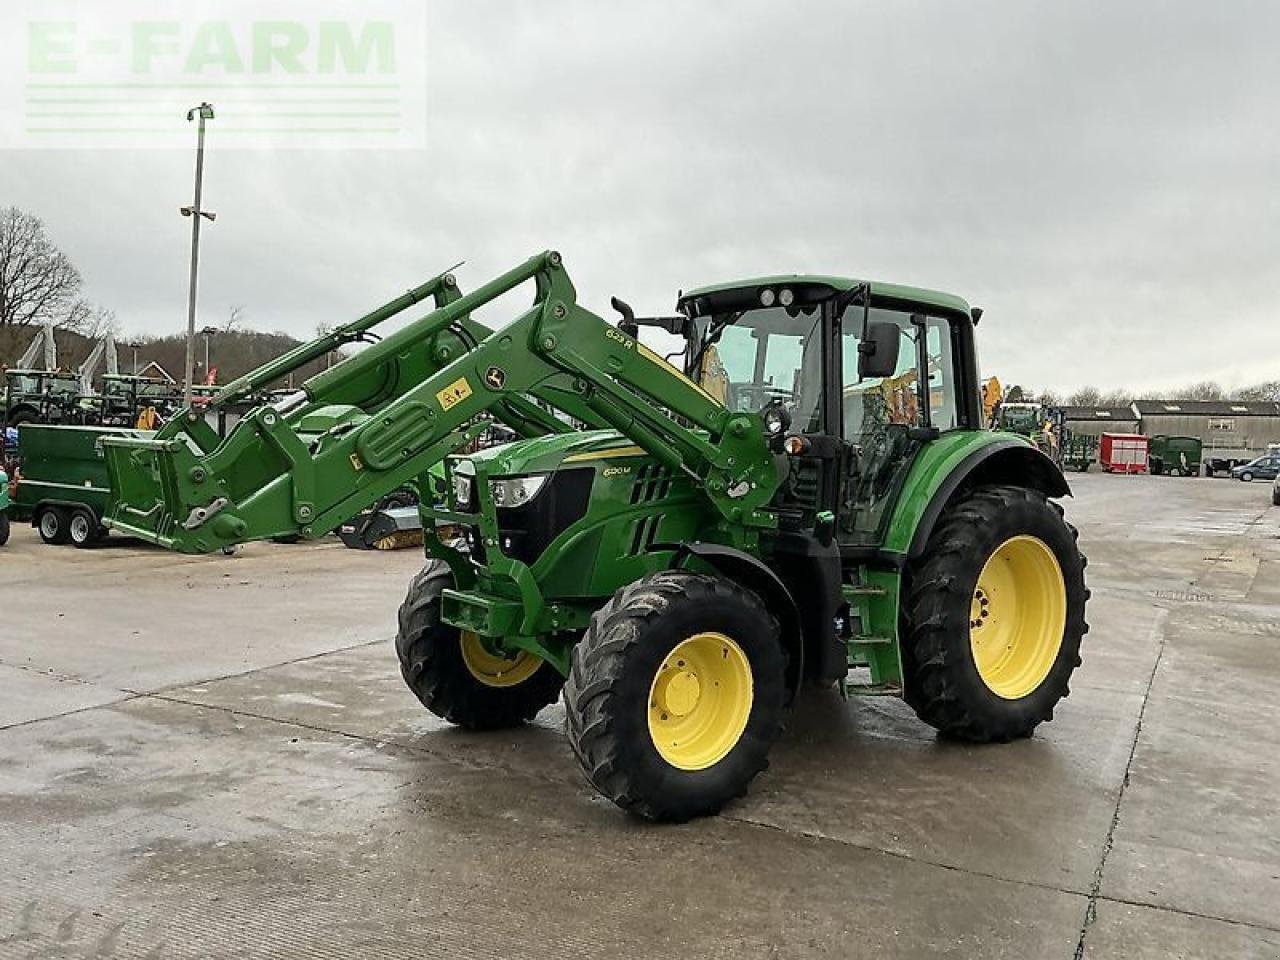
[698,306,824,433]
[840,310,958,441]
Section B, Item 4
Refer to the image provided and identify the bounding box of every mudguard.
[883,432,1070,560]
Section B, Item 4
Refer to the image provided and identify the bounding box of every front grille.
[494,467,594,564]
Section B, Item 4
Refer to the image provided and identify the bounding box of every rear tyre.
[902,485,1088,742]
[395,560,564,730]
[37,506,70,545]
[69,508,99,548]
[564,571,787,822]
[0,512,10,547]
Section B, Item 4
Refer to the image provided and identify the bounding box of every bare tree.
[1180,381,1224,401]
[1232,381,1280,402]
[1068,386,1101,407]
[1098,389,1134,408]
[1038,388,1061,406]
[65,299,120,339]
[0,207,83,328]
[225,304,247,334]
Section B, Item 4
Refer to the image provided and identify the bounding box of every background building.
[1061,406,1142,438]
[1132,400,1280,460]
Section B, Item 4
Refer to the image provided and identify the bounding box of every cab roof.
[679,274,973,320]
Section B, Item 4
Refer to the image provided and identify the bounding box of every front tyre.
[395,560,564,730]
[902,485,1088,742]
[564,571,787,822]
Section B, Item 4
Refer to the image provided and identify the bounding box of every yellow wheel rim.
[459,631,542,688]
[647,632,753,771]
[969,535,1067,700]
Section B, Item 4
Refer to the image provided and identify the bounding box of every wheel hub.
[658,669,702,718]
[969,535,1067,700]
[647,632,753,771]
[459,631,541,688]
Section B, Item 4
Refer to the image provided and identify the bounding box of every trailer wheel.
[564,571,787,822]
[0,512,10,547]
[69,508,100,548]
[37,506,71,545]
[902,485,1088,742]
[395,560,563,730]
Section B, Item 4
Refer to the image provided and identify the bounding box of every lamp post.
[200,325,219,383]
[180,102,216,409]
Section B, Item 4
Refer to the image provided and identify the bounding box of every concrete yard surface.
[1,473,1278,958]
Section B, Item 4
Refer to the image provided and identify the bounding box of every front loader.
[101,251,1088,821]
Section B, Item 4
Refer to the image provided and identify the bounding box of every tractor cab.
[100,374,183,427]
[3,369,84,427]
[660,277,982,545]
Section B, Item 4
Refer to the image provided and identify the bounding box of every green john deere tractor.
[101,251,1088,821]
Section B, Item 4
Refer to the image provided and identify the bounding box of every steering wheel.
[727,381,793,415]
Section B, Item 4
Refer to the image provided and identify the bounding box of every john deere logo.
[484,366,507,390]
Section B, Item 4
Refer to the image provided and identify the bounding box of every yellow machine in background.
[982,376,1003,429]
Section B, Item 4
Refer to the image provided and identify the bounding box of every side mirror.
[610,296,691,339]
[857,320,901,380]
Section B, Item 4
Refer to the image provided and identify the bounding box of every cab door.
[836,308,960,546]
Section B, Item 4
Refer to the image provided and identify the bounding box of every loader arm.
[101,251,780,554]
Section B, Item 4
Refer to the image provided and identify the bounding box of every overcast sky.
[3,0,1278,394]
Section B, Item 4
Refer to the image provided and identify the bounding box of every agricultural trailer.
[1100,432,1149,474]
[11,423,152,547]
[1060,432,1098,473]
[1148,435,1202,477]
[100,252,1089,821]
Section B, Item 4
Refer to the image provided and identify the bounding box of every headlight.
[490,475,548,508]
[452,472,472,508]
